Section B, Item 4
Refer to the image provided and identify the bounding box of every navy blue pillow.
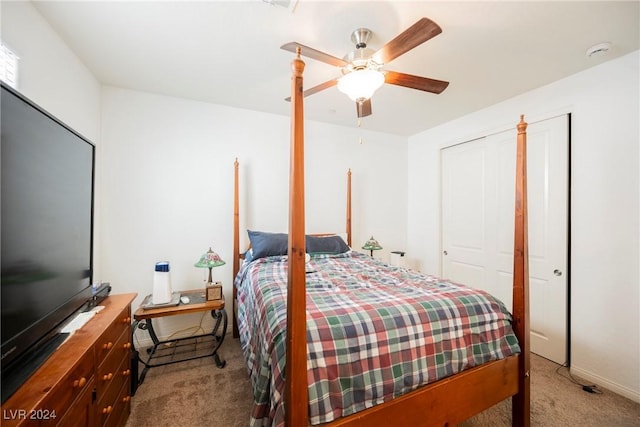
[243,249,254,263]
[306,235,350,254]
[247,230,288,260]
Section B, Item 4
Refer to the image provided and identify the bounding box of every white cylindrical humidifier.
[152,261,172,304]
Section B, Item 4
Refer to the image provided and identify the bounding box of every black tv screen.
[1,82,94,401]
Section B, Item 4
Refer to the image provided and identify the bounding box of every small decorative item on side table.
[362,235,382,257]
[206,281,223,301]
[194,247,225,300]
[390,251,406,268]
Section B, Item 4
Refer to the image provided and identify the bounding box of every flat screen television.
[1,82,95,403]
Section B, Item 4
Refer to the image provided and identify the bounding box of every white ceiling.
[32,1,639,136]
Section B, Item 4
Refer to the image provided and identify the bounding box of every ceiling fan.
[281,17,449,118]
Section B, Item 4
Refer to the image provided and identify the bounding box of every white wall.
[0,1,101,140]
[100,87,407,340]
[407,50,640,402]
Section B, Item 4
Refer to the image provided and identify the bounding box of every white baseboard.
[571,365,640,403]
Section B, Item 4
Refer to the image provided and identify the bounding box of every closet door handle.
[443,250,448,256]
[553,269,562,276]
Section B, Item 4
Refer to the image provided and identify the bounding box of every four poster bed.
[232,51,530,426]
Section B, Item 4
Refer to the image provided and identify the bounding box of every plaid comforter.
[235,251,520,426]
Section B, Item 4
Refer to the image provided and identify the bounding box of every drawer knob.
[102,372,113,381]
[123,342,132,350]
[122,396,131,403]
[73,377,87,388]
[103,342,114,350]
[121,369,131,377]
[102,406,113,415]
[122,316,131,323]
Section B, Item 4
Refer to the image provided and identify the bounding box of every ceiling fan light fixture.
[337,69,385,102]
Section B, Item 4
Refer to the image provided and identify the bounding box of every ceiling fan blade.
[285,78,339,102]
[356,99,372,118]
[372,17,442,65]
[384,70,449,94]
[281,42,348,67]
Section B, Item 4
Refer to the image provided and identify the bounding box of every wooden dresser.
[1,293,137,427]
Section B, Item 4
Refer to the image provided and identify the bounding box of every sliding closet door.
[441,115,569,364]
[440,138,491,290]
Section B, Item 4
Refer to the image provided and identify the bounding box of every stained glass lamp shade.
[362,236,382,257]
[194,247,225,284]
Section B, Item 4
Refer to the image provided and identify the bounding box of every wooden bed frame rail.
[232,48,530,426]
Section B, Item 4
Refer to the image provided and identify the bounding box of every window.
[1,42,19,88]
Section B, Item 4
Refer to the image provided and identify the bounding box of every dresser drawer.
[36,349,94,426]
[55,377,95,427]
[96,350,130,416]
[95,306,131,366]
[99,380,131,427]
[95,328,131,401]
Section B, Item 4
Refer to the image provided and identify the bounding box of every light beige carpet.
[126,337,639,427]
[125,338,253,427]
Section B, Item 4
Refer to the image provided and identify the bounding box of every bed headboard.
[230,158,352,338]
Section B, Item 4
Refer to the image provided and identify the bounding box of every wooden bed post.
[346,169,352,247]
[512,115,531,426]
[233,158,240,338]
[285,47,308,426]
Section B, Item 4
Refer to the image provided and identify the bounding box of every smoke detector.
[586,42,611,58]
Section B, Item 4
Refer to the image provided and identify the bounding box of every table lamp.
[194,247,225,284]
[362,236,382,257]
